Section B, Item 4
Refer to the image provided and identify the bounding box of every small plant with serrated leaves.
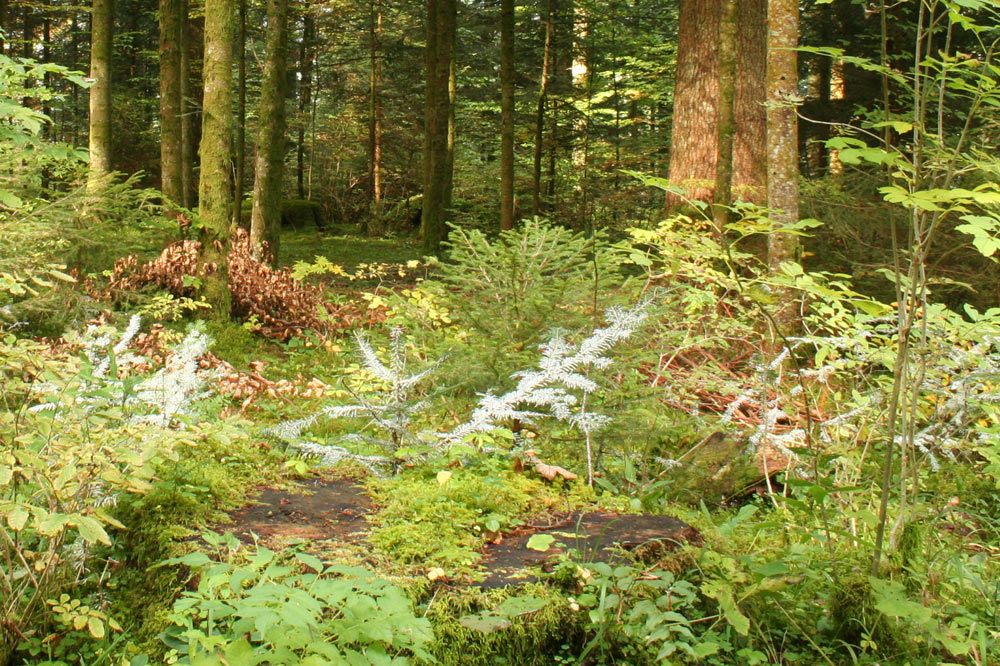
[267,326,441,474]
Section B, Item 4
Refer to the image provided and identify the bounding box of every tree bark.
[233,0,247,226]
[180,0,197,209]
[666,0,766,212]
[713,0,737,233]
[665,0,718,210]
[300,12,316,199]
[87,0,113,191]
[421,0,456,256]
[159,0,184,209]
[250,0,290,264]
[197,0,234,316]
[499,0,515,230]
[733,0,767,203]
[766,0,800,333]
[531,0,553,216]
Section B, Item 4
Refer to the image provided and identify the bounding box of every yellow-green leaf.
[87,616,106,639]
[7,505,29,531]
[75,516,111,546]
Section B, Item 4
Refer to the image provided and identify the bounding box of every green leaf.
[75,515,112,545]
[703,582,750,635]
[7,505,29,531]
[525,533,555,552]
[87,616,106,639]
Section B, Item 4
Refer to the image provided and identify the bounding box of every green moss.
[203,319,273,365]
[108,421,288,657]
[427,584,583,666]
[367,467,561,573]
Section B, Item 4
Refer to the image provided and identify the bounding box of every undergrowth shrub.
[392,218,626,392]
[160,532,435,665]
[0,317,224,664]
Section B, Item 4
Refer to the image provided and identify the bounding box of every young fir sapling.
[271,302,649,481]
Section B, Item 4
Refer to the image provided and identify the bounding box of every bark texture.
[666,0,766,211]
[713,0,737,232]
[87,0,113,190]
[159,0,184,207]
[532,0,553,216]
[499,0,515,230]
[250,0,290,264]
[301,12,316,199]
[421,0,456,255]
[197,0,234,316]
[766,0,801,333]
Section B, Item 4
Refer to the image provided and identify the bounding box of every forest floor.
[223,474,700,587]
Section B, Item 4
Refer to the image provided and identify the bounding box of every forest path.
[226,474,700,586]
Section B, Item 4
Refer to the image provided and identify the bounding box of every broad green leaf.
[87,616,106,639]
[75,515,112,545]
[525,533,555,552]
[7,505,29,531]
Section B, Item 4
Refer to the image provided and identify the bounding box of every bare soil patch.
[226,479,699,586]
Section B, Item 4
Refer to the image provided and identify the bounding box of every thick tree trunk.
[531,0,553,216]
[233,0,246,225]
[665,0,719,210]
[159,0,184,208]
[766,0,800,333]
[421,0,456,255]
[250,0,290,264]
[87,0,113,190]
[666,0,766,212]
[713,0,737,233]
[300,12,316,199]
[499,0,515,230]
[197,0,234,316]
[733,0,767,203]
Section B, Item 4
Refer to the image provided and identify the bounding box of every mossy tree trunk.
[87,0,113,191]
[233,0,247,227]
[421,0,456,256]
[180,0,199,209]
[766,0,801,334]
[197,0,234,317]
[159,0,184,210]
[250,0,289,264]
[499,0,515,231]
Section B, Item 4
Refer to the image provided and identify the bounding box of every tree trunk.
[531,0,553,216]
[0,0,6,55]
[159,0,184,209]
[733,0,767,203]
[766,0,800,334]
[300,12,315,199]
[250,0,290,264]
[499,0,515,230]
[665,0,719,210]
[421,0,456,256]
[712,0,737,233]
[233,0,247,225]
[443,12,456,212]
[180,0,197,209]
[197,0,234,316]
[87,0,113,190]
